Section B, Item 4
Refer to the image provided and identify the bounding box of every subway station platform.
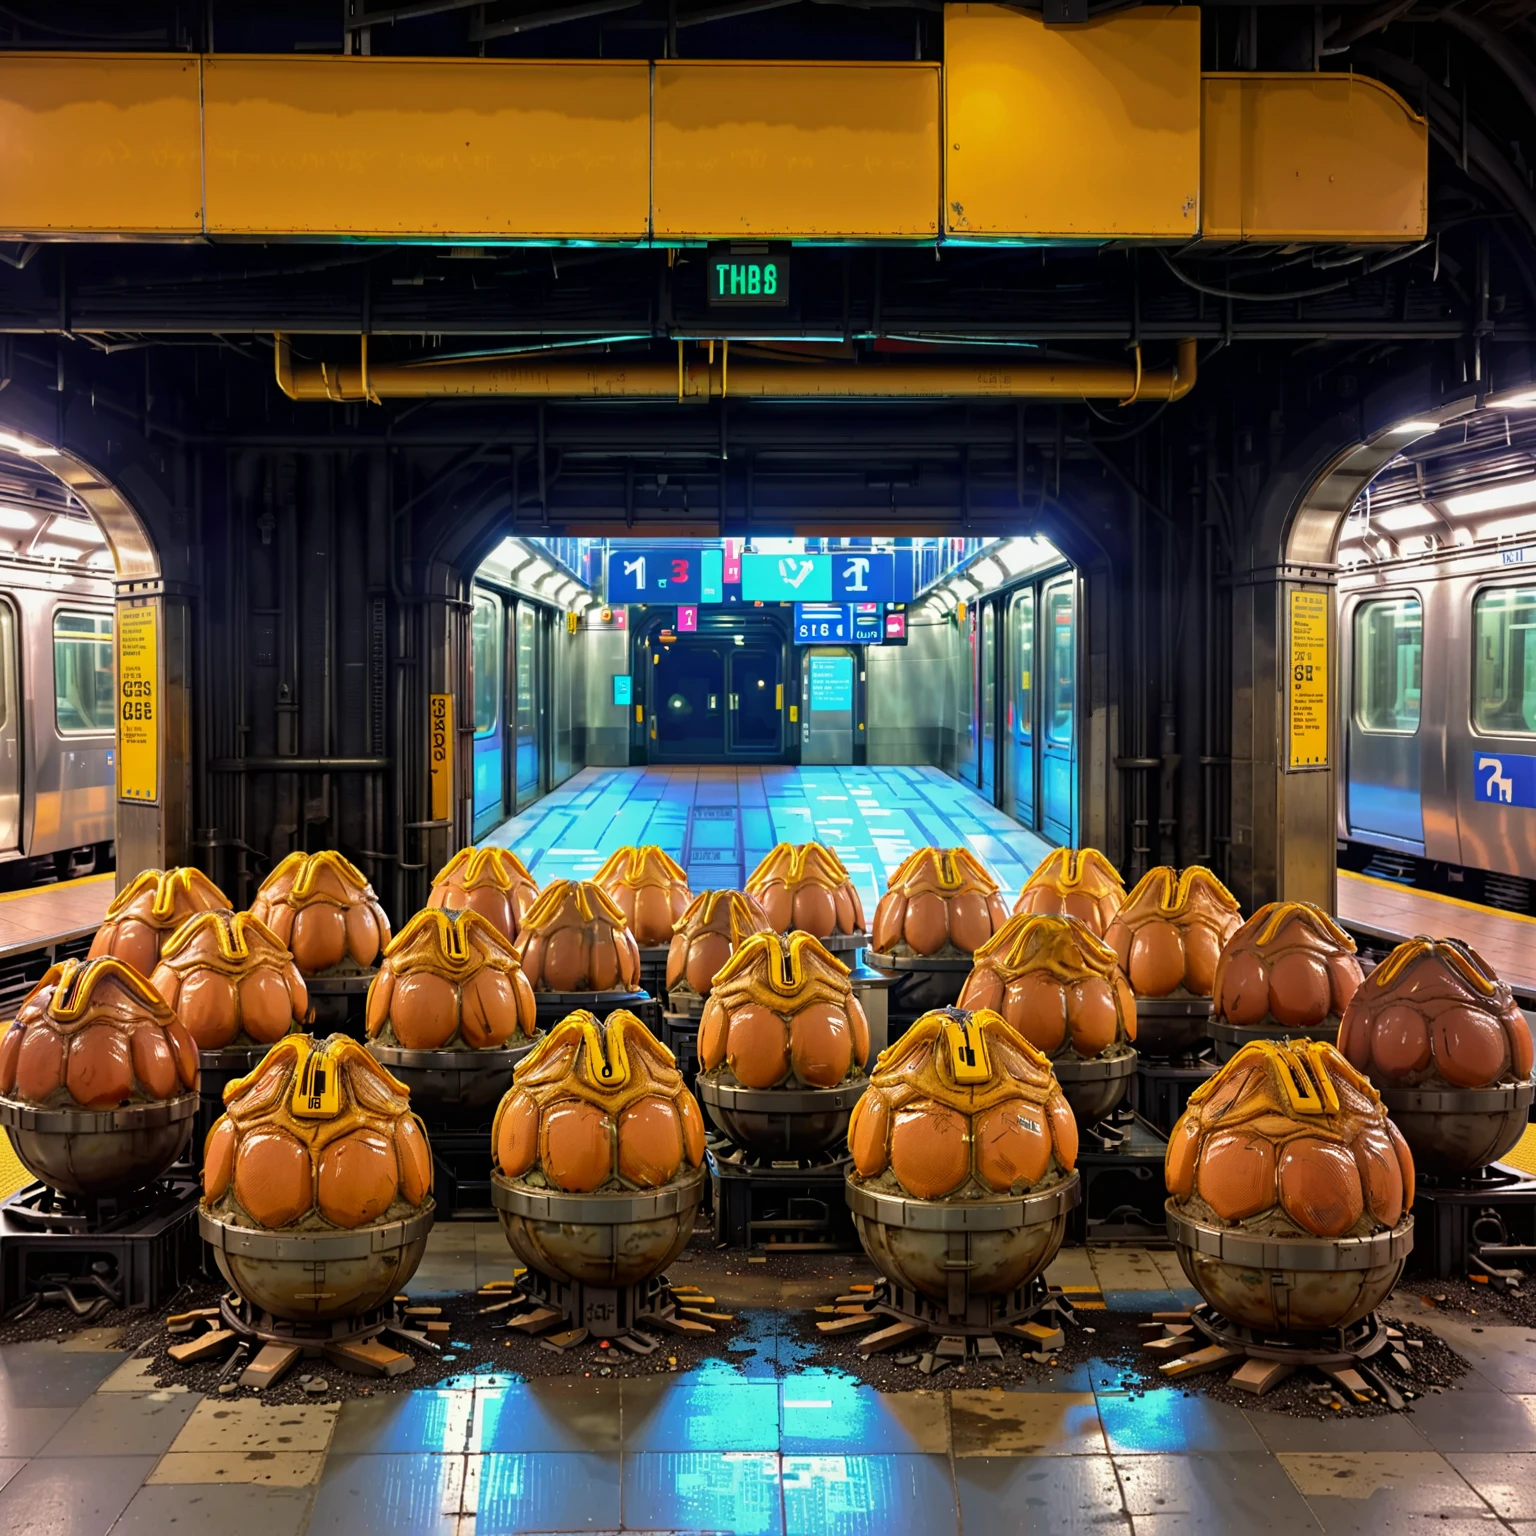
[485,765,1056,914]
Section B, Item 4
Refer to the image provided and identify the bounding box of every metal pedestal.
[1209,1018,1340,1063]
[532,988,657,1032]
[1409,1162,1536,1284]
[708,1146,856,1250]
[306,970,375,1040]
[1071,1111,1169,1242]
[1130,1054,1217,1136]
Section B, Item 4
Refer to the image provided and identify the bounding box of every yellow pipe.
[273,334,1196,404]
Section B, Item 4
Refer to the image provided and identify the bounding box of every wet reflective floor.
[2,1233,1534,1534]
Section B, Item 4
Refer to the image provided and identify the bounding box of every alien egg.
[1011,848,1126,938]
[870,847,1012,961]
[0,957,199,1196]
[696,931,871,1157]
[845,1006,1079,1309]
[199,1034,434,1322]
[89,867,233,978]
[511,880,642,995]
[664,889,774,1006]
[1165,1038,1413,1332]
[250,852,392,976]
[745,842,866,943]
[1337,937,1535,1175]
[427,846,540,946]
[594,845,693,948]
[491,1009,706,1288]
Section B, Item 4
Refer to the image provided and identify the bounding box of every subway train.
[1339,540,1536,910]
[0,553,116,889]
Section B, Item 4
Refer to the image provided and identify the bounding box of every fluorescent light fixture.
[0,430,52,457]
[1395,535,1435,555]
[45,516,104,545]
[1479,511,1536,541]
[1373,504,1436,531]
[1444,478,1536,517]
[1387,420,1438,434]
[1491,389,1536,410]
[969,557,1004,587]
[0,508,36,532]
[31,541,83,561]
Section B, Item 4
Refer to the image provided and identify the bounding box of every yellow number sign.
[117,604,158,802]
[429,692,453,822]
[1288,589,1329,769]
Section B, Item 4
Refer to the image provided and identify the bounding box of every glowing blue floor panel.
[484,765,1055,908]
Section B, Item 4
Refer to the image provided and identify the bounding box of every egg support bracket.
[531,988,657,1034]
[709,1144,858,1250]
[1407,1159,1536,1287]
[1130,996,1215,1062]
[1208,1019,1341,1065]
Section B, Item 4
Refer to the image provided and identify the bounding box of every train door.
[728,641,784,757]
[654,640,728,758]
[0,601,17,854]
[514,601,546,810]
[979,602,997,802]
[800,647,855,764]
[956,606,979,783]
[1040,576,1077,843]
[471,591,505,837]
[1003,586,1036,827]
[1345,594,1424,850]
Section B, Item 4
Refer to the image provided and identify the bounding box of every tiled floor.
[0,1233,1530,1534]
[484,765,1056,912]
[0,873,112,959]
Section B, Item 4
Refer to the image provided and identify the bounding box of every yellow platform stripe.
[1500,1125,1536,1179]
[1340,869,1536,929]
[0,870,113,905]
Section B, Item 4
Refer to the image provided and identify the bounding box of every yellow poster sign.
[429,692,453,821]
[1288,589,1329,769]
[116,603,158,803]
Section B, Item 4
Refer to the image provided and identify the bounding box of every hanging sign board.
[116,604,158,803]
[705,243,791,308]
[1287,589,1329,769]
[429,692,453,821]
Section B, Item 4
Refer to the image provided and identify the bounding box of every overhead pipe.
[275,334,1197,405]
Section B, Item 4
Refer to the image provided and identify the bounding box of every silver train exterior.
[1338,542,1536,889]
[0,554,115,885]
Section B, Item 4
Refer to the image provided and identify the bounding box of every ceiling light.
[1479,511,1536,541]
[0,430,52,457]
[31,541,83,561]
[1444,479,1536,517]
[45,516,104,545]
[1388,420,1438,434]
[968,558,1004,587]
[0,508,36,532]
[1395,535,1434,555]
[1373,504,1436,531]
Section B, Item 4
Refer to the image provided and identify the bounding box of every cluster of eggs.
[870,847,1011,959]
[1011,848,1125,937]
[203,1033,433,1230]
[493,1008,706,1193]
[427,847,540,946]
[89,867,233,977]
[593,846,694,948]
[699,932,871,1090]
[251,852,392,977]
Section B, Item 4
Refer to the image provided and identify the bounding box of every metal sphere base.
[1209,1018,1341,1063]
[502,1264,726,1354]
[215,1292,424,1385]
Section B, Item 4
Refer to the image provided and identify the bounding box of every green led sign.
[706,243,791,309]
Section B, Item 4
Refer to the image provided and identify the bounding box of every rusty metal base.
[216,1292,431,1378]
[507,1264,724,1350]
[218,1291,393,1350]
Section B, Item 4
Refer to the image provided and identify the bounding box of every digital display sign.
[794,603,850,643]
[808,655,854,712]
[612,674,633,707]
[706,243,791,309]
[883,608,908,646]
[742,551,895,604]
[851,603,884,643]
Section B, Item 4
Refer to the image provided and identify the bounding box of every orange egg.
[1165,1116,1200,1199]
[1433,1004,1508,1088]
[495,1090,539,1177]
[726,1004,789,1089]
[541,1100,614,1192]
[1129,924,1185,997]
[542,928,586,993]
[757,886,792,930]
[318,1129,399,1228]
[235,1129,313,1227]
[792,884,837,938]
[1066,977,1118,1056]
[396,1116,433,1205]
[1277,1136,1364,1237]
[948,891,993,956]
[889,1102,970,1199]
[1048,1092,1078,1170]
[1003,971,1068,1054]
[389,972,458,1050]
[1220,951,1270,1025]
[131,1027,179,1100]
[698,999,729,1072]
[789,1003,853,1088]
[462,969,518,1049]
[588,934,620,992]
[1369,1003,1432,1082]
[1184,924,1222,996]
[903,892,949,958]
[176,971,237,1050]
[960,972,1006,1013]
[1327,953,1363,1016]
[1268,951,1333,1028]
[849,1089,890,1176]
[168,1022,199,1090]
[345,902,384,967]
[684,934,732,997]
[974,1097,1052,1191]
[203,1117,236,1201]
[239,970,295,1045]
[1389,1119,1415,1207]
[1196,1131,1276,1220]
[66,1026,135,1109]
[678,1092,706,1166]
[1352,1126,1403,1227]
[618,1097,684,1187]
[291,906,347,974]
[847,996,871,1068]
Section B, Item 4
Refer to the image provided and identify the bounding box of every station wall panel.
[0,54,202,237]
[652,62,940,239]
[201,56,651,240]
[1201,74,1428,243]
[942,5,1202,240]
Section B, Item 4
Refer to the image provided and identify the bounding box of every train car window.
[517,604,536,733]
[1045,585,1074,746]
[1010,587,1034,742]
[1353,597,1422,734]
[1472,586,1536,734]
[53,610,113,735]
[471,593,502,737]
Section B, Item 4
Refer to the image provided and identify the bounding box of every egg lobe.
[1353,1126,1404,1227]
[318,1129,399,1228]
[1433,1004,1509,1088]
[726,1003,789,1089]
[495,1089,539,1177]
[889,1102,970,1199]
[345,901,383,967]
[1196,1131,1276,1220]
[1048,1092,1079,1170]
[1277,1137,1364,1237]
[1369,1004,1432,1082]
[291,905,347,974]
[203,1117,236,1201]
[617,1096,684,1187]
[850,1089,891,1177]
[974,1097,1052,1191]
[1129,924,1185,997]
[698,999,729,1072]
[396,1116,433,1205]
[66,1025,135,1109]
[389,971,458,1050]
[903,892,949,958]
[791,884,837,938]
[1066,977,1118,1056]
[789,1002,853,1087]
[541,1100,613,1192]
[239,969,296,1044]
[1165,1115,1200,1200]
[1003,971,1068,1054]
[130,1026,179,1101]
[0,1026,18,1095]
[1184,924,1223,996]
[234,1129,313,1227]
[678,1092,707,1166]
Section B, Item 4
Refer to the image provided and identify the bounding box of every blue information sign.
[1475,751,1536,808]
[741,551,896,603]
[607,548,705,603]
[612,674,633,707]
[794,603,850,643]
[851,603,884,643]
[808,655,854,712]
[699,548,724,604]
